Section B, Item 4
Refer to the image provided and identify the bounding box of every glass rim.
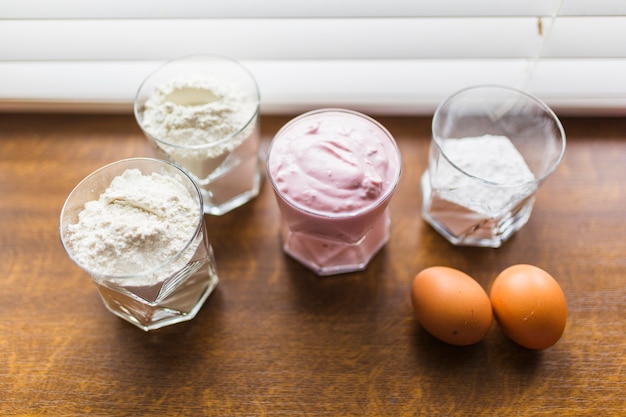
[431,84,566,188]
[59,157,205,280]
[133,53,261,150]
[266,108,402,218]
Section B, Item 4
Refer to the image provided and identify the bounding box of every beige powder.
[141,76,257,180]
[66,169,199,282]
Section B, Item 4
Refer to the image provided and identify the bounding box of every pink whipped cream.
[267,109,401,275]
[268,110,400,216]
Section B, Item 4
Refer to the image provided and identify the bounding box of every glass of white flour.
[421,85,566,247]
[60,158,219,331]
[134,55,261,215]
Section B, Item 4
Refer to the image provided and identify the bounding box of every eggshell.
[411,266,493,346]
[490,264,567,350]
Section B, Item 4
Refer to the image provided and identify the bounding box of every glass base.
[421,171,535,248]
[198,156,262,216]
[150,123,263,216]
[281,212,390,276]
[95,258,219,331]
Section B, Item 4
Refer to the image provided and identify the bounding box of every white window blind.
[1,0,625,115]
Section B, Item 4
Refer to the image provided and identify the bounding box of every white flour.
[432,135,536,215]
[141,76,258,179]
[66,169,200,281]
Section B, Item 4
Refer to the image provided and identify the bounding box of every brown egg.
[411,266,493,346]
[490,264,567,350]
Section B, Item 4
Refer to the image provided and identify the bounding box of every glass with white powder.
[421,85,566,247]
[60,158,219,331]
[134,55,261,215]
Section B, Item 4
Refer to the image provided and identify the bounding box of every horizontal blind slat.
[2,0,625,18]
[1,17,625,61]
[1,59,625,115]
[4,0,619,19]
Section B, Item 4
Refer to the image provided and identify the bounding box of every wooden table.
[1,113,624,416]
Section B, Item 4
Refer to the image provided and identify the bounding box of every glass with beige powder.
[134,54,261,216]
[421,85,566,248]
[59,158,219,331]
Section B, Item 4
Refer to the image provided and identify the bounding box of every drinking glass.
[60,158,219,331]
[134,54,261,215]
[421,85,566,247]
[267,109,402,276]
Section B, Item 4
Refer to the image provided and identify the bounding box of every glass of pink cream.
[267,109,402,276]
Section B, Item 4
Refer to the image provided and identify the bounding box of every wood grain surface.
[0,113,624,416]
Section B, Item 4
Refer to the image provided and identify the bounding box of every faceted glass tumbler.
[134,54,262,216]
[267,109,402,276]
[59,158,219,331]
[421,85,566,248]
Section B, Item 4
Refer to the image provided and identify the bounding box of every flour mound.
[140,76,258,179]
[66,169,199,277]
[142,76,255,147]
[433,135,536,214]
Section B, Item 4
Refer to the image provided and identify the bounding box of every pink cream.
[267,109,401,275]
